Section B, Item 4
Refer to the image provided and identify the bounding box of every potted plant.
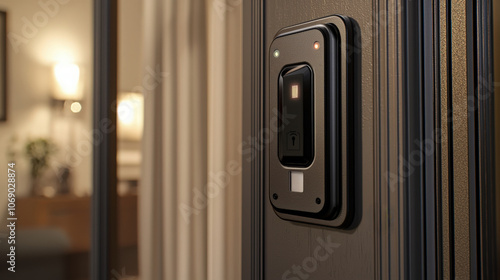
[25,138,57,196]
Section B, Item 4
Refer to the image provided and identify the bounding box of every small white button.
[290,171,304,193]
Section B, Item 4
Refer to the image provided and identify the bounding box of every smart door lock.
[267,15,357,228]
[278,64,314,167]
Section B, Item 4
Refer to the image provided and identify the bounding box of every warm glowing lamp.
[53,63,83,101]
[117,92,144,141]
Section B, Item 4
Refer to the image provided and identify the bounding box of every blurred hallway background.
[0,0,242,279]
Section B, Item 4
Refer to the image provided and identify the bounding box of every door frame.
[91,0,118,279]
[242,0,265,278]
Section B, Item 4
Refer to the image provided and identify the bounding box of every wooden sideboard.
[17,194,138,253]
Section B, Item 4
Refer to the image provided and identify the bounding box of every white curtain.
[139,0,242,279]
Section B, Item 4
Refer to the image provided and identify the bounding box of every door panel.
[263,1,375,279]
[243,0,498,279]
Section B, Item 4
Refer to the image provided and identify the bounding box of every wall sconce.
[117,92,144,141]
[52,63,83,113]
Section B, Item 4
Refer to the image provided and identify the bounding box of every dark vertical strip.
[402,0,408,278]
[418,1,426,278]
[434,0,444,278]
[422,0,437,278]
[385,0,391,275]
[466,0,478,278]
[405,0,425,278]
[494,1,500,278]
[445,0,455,277]
[258,0,265,278]
[242,0,264,279]
[91,0,118,279]
[474,0,497,278]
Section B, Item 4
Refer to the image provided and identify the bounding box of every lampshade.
[117,92,144,141]
[52,63,83,100]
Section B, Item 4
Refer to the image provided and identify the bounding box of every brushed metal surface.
[439,0,451,278]
[450,0,471,277]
